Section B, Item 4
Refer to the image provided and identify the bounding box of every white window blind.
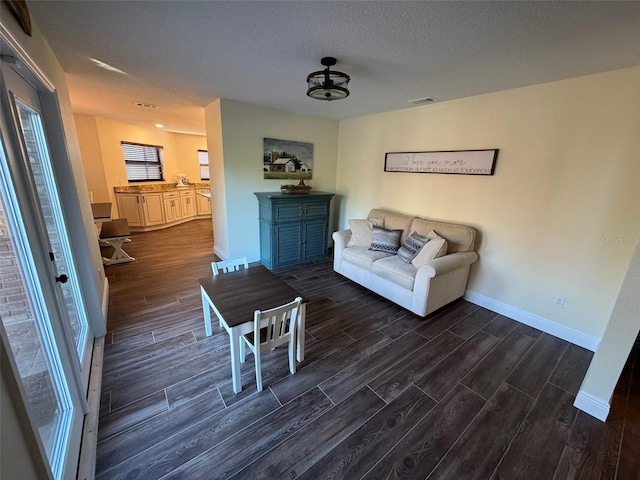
[121,142,164,182]
[198,150,209,181]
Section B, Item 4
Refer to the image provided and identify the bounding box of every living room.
[1,1,639,479]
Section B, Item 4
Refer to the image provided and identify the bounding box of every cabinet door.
[181,195,197,218]
[142,193,165,226]
[164,199,177,223]
[304,201,330,219]
[274,223,302,267]
[274,203,302,222]
[116,193,143,227]
[196,191,211,215]
[163,192,182,222]
[303,220,329,260]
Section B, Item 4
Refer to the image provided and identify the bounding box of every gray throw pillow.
[397,231,429,263]
[369,226,403,253]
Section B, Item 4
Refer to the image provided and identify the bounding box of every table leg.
[230,326,243,393]
[101,237,135,265]
[297,302,306,362]
[201,287,213,337]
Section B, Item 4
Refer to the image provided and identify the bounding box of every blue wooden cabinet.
[255,191,334,270]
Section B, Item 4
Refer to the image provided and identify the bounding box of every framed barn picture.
[263,138,313,180]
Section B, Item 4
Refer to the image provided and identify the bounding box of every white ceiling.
[26,1,640,135]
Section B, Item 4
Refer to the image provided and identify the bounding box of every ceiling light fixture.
[90,58,127,75]
[306,57,350,101]
[154,124,164,128]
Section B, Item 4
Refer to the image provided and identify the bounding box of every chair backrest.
[212,256,249,275]
[254,296,302,351]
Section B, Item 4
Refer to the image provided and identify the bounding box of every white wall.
[337,67,640,342]
[576,243,640,420]
[74,113,110,202]
[207,99,339,260]
[204,100,227,256]
[1,360,45,480]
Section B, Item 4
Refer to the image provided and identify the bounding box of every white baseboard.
[213,245,226,260]
[574,390,610,421]
[101,277,109,331]
[464,290,600,352]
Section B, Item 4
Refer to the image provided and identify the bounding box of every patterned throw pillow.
[411,230,448,268]
[369,226,403,253]
[397,231,429,263]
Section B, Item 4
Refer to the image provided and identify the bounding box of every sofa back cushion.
[367,209,476,254]
[368,209,414,243]
[410,218,475,253]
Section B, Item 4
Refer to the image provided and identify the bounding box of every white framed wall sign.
[384,149,498,175]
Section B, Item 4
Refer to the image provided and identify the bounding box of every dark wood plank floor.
[95,219,640,480]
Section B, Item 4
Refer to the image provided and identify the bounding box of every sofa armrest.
[416,251,479,279]
[332,229,352,251]
[332,229,352,272]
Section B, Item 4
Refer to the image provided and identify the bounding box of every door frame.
[0,18,104,480]
[0,22,106,342]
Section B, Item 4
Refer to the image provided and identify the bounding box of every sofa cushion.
[412,231,447,268]
[397,231,429,263]
[369,209,413,243]
[369,226,403,253]
[411,218,475,253]
[371,255,417,290]
[343,246,393,271]
[347,217,384,247]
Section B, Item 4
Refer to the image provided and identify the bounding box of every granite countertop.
[114,183,210,193]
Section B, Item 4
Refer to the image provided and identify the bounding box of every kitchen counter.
[113,182,210,193]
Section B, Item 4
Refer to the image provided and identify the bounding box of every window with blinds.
[198,150,209,181]
[121,141,164,182]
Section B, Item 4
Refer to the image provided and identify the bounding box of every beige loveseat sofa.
[332,208,479,317]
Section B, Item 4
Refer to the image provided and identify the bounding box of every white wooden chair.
[211,256,248,276]
[207,256,249,331]
[241,296,302,392]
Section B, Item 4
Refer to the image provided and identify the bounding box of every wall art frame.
[384,149,498,175]
[263,137,313,180]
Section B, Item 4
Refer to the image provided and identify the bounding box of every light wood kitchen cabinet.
[141,193,165,226]
[115,185,211,231]
[196,189,211,215]
[116,193,144,227]
[163,191,182,223]
[116,192,164,227]
[180,190,197,218]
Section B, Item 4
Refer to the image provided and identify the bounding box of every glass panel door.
[0,58,86,480]
[2,63,92,391]
[13,99,89,362]
[0,136,74,479]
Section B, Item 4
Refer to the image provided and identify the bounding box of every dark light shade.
[306,57,350,101]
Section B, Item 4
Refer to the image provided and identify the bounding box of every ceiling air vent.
[135,102,159,109]
[408,97,438,106]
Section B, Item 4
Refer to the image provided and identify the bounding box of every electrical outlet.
[554,295,566,308]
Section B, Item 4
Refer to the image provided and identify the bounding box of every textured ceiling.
[25,1,640,135]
